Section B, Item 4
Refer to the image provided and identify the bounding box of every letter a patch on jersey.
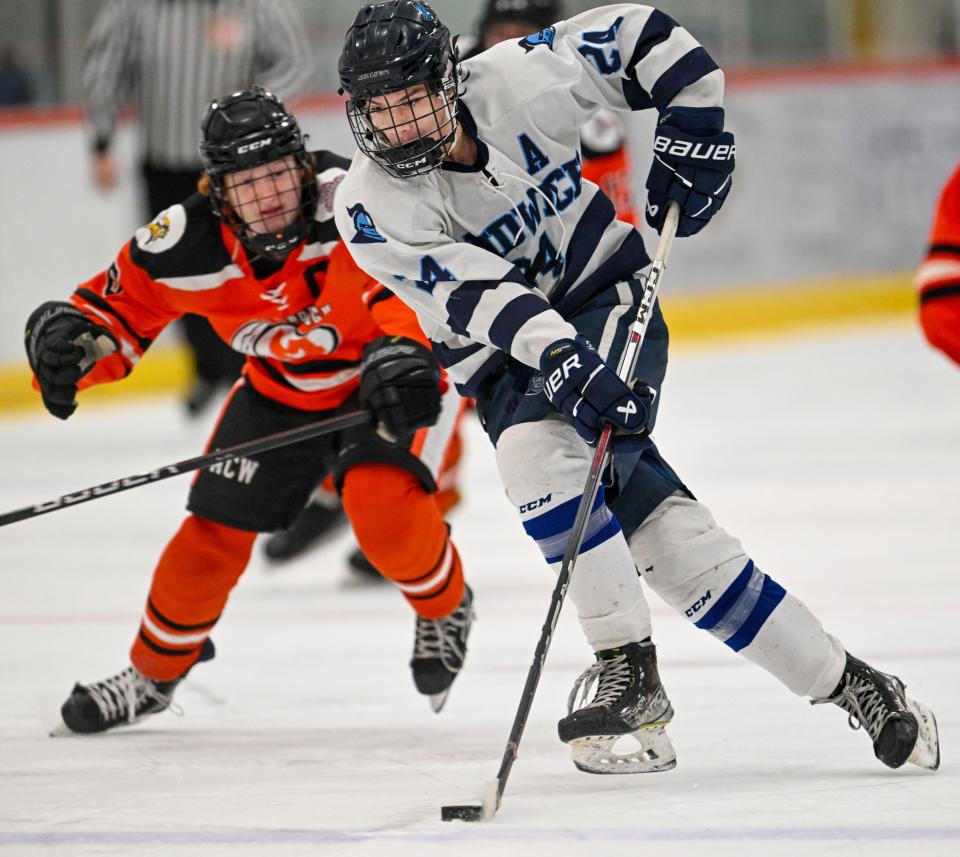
[347,203,387,244]
[518,133,550,175]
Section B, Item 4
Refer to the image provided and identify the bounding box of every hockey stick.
[0,409,370,528]
[441,202,681,823]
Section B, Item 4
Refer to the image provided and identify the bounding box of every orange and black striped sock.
[342,463,465,620]
[131,514,256,681]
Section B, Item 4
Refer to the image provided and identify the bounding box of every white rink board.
[2,67,960,366]
[0,322,958,856]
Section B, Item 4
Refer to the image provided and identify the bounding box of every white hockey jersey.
[335,4,724,395]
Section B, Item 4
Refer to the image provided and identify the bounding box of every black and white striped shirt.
[83,0,314,169]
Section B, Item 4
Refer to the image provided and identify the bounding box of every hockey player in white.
[335,0,939,774]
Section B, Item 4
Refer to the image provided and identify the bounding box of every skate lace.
[566,654,632,714]
[413,600,473,673]
[812,674,889,739]
[85,667,180,725]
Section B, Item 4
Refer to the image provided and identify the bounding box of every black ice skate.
[55,639,214,735]
[558,641,676,775]
[410,585,474,713]
[263,499,347,563]
[811,652,939,771]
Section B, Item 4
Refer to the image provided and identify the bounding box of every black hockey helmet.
[479,0,562,33]
[338,1,460,179]
[199,85,316,258]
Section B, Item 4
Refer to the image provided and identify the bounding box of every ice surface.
[1,321,958,856]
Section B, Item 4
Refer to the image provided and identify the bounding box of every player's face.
[223,156,303,235]
[483,20,541,50]
[367,84,453,147]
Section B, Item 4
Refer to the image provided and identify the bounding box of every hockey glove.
[540,335,654,450]
[25,301,117,420]
[645,106,735,237]
[359,336,442,441]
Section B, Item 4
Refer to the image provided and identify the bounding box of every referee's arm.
[81,0,136,156]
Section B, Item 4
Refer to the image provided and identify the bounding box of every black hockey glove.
[25,301,117,420]
[645,106,735,237]
[540,335,655,451]
[359,336,442,441]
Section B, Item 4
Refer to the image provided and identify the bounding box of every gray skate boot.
[811,652,939,770]
[558,641,676,775]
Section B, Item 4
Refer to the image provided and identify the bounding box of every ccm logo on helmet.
[236,137,273,154]
[653,136,735,161]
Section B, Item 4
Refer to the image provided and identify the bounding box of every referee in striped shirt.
[82,0,314,414]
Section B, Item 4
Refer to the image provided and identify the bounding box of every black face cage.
[346,68,460,179]
[208,150,318,259]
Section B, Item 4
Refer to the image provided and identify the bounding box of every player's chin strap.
[441,202,680,824]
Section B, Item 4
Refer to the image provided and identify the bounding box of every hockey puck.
[441,804,484,822]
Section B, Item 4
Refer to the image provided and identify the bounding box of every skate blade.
[906,698,940,771]
[570,724,677,775]
[429,689,451,713]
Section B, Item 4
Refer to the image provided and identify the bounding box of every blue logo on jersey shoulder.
[519,26,556,54]
[347,203,386,244]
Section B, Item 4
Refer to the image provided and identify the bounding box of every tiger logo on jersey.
[232,308,341,363]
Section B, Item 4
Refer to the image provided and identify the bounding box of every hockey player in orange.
[25,86,474,733]
[917,160,960,366]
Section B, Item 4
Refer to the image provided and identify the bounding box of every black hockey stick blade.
[441,778,500,822]
[0,409,370,528]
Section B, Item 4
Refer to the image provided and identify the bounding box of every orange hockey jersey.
[69,151,428,411]
[916,161,960,367]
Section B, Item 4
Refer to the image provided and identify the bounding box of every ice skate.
[811,652,939,771]
[54,639,214,735]
[263,498,347,563]
[558,641,676,775]
[56,666,183,735]
[410,585,474,713]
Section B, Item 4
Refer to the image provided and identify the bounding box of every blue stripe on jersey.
[650,48,720,111]
[553,191,617,301]
[431,339,486,369]
[694,560,787,653]
[620,9,678,110]
[444,268,530,337]
[458,349,505,397]
[555,229,650,317]
[489,293,554,353]
[522,489,620,564]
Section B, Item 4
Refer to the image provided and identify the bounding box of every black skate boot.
[410,585,474,713]
[263,498,347,563]
[56,639,214,735]
[558,641,676,775]
[811,652,939,770]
